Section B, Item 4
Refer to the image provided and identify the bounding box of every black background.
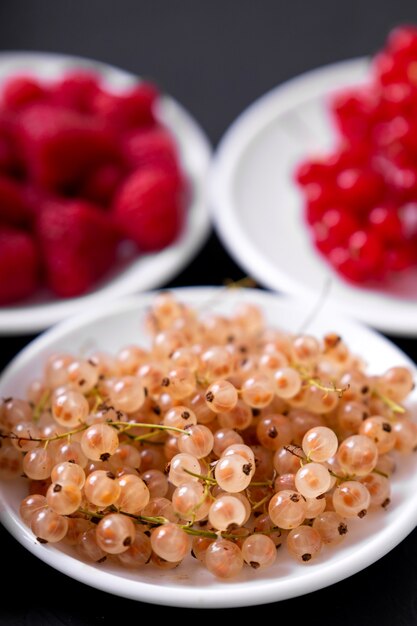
[2,1,417,623]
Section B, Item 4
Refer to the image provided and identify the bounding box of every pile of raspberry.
[295,25,417,285]
[0,70,186,304]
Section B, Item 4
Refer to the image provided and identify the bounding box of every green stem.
[115,421,190,437]
[305,377,348,399]
[181,526,217,539]
[373,390,405,415]
[252,493,271,511]
[183,468,217,484]
[0,420,189,446]
[33,390,51,422]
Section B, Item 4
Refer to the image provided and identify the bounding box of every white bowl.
[0,52,212,335]
[210,58,417,336]
[0,287,416,607]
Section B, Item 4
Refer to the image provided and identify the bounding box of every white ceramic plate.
[210,58,417,336]
[0,287,416,608]
[0,52,212,335]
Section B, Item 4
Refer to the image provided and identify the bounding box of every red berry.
[113,167,185,251]
[311,222,333,255]
[386,165,417,200]
[92,82,158,131]
[378,83,417,120]
[16,103,119,190]
[123,126,181,177]
[305,202,324,226]
[52,71,100,112]
[372,116,410,149]
[399,203,417,238]
[384,244,416,271]
[348,230,384,273]
[388,25,417,56]
[37,200,119,297]
[2,76,46,109]
[320,208,359,243]
[81,163,124,206]
[303,182,335,214]
[0,175,32,227]
[0,227,40,304]
[297,26,417,285]
[368,205,403,243]
[294,159,335,186]
[373,51,404,85]
[326,143,371,170]
[335,168,383,210]
[328,247,367,284]
[331,87,379,141]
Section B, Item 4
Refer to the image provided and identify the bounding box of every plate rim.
[1,286,417,607]
[209,56,417,337]
[0,51,212,335]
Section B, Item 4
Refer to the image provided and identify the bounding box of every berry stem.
[373,390,405,414]
[283,444,305,460]
[305,377,348,399]
[0,420,190,445]
[183,468,217,484]
[33,390,51,422]
[79,507,167,526]
[181,526,218,539]
[252,493,271,512]
[373,468,389,479]
[248,480,273,487]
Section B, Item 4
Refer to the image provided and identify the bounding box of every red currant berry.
[384,244,416,272]
[348,230,384,272]
[368,205,403,243]
[294,159,334,186]
[388,25,417,57]
[336,169,383,210]
[328,247,367,284]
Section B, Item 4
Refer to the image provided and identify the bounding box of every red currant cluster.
[295,25,417,285]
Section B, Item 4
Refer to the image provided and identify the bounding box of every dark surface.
[1,0,417,623]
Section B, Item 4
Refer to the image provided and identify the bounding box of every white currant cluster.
[0,292,415,578]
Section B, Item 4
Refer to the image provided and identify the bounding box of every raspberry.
[92,82,158,131]
[80,163,124,206]
[16,103,119,190]
[51,71,100,112]
[0,69,185,304]
[113,166,185,251]
[0,227,40,304]
[37,200,119,297]
[123,126,181,176]
[0,175,32,227]
[2,76,46,109]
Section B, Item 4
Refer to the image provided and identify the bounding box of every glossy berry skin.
[295,26,417,286]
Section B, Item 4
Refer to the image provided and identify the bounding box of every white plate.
[0,52,212,335]
[210,58,417,336]
[0,287,416,608]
